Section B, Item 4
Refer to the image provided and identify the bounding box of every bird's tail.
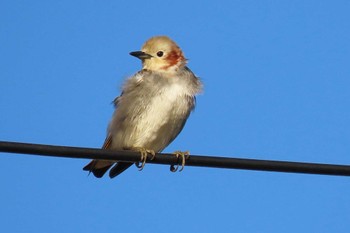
[109,162,133,178]
[83,160,133,178]
[83,160,114,178]
[83,135,133,178]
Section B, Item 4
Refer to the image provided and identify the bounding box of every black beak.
[129,51,153,60]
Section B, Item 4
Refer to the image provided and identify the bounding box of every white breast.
[108,74,195,152]
[132,82,190,147]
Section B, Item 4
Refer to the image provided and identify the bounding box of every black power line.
[1,140,350,177]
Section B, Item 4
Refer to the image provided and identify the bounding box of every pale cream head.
[130,36,187,71]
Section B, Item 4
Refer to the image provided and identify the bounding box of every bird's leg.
[133,147,156,171]
[170,151,190,172]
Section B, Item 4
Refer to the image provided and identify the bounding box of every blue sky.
[1,1,350,232]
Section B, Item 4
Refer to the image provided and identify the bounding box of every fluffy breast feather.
[108,68,202,151]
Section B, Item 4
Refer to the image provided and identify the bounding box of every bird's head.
[130,36,187,72]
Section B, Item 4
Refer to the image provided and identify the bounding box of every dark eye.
[156,51,164,57]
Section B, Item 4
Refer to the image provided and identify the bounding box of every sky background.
[1,1,350,232]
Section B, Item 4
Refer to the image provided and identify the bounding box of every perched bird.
[83,36,202,178]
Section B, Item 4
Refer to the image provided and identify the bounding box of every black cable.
[1,140,350,176]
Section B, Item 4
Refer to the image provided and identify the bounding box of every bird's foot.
[133,147,156,171]
[170,151,190,172]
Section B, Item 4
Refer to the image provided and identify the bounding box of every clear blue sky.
[1,1,350,232]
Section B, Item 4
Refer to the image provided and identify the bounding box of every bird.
[83,36,203,178]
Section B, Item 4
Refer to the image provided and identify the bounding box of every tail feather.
[109,162,133,178]
[83,160,114,178]
[83,135,133,178]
